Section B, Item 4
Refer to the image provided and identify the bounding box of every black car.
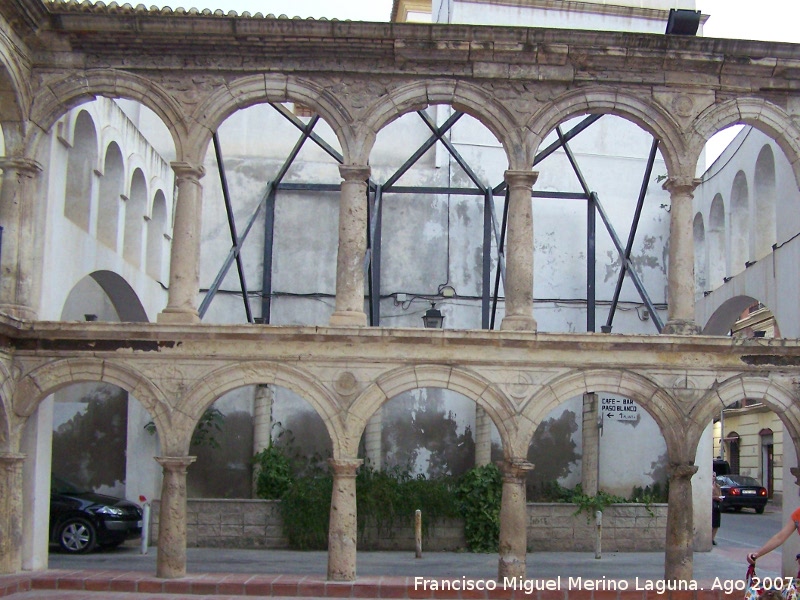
[50,475,143,553]
[716,474,769,514]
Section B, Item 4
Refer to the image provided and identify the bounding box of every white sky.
[200,0,800,41]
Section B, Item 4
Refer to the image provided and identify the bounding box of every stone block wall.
[149,500,666,551]
[527,503,668,552]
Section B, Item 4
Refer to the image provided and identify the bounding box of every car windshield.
[51,475,87,495]
[719,475,762,487]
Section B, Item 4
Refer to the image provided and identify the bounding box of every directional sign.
[601,396,638,422]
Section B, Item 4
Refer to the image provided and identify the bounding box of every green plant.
[456,464,502,553]
[630,482,669,516]
[253,445,294,500]
[280,475,333,550]
[356,466,457,543]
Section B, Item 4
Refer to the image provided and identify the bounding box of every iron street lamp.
[422,302,444,329]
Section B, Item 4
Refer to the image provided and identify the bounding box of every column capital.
[338,164,370,182]
[0,453,25,467]
[170,161,206,180]
[328,458,363,477]
[0,158,42,174]
[791,467,800,487]
[504,169,539,190]
[667,461,698,481]
[662,176,701,195]
[498,459,534,481]
[155,456,196,473]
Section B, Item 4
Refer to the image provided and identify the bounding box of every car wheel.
[58,517,97,554]
[756,506,765,514]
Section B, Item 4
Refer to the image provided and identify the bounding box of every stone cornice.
[22,1,800,89]
[7,321,800,373]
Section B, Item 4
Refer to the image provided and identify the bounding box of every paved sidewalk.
[0,543,783,599]
[45,545,778,582]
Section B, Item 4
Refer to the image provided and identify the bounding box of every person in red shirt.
[748,507,800,564]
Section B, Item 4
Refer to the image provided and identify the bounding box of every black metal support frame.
[201,104,663,333]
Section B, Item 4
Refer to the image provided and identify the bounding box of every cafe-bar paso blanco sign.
[601,395,638,422]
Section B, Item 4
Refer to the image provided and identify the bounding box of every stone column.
[662,176,701,335]
[500,170,538,332]
[0,453,25,574]
[581,392,599,496]
[253,384,273,453]
[158,162,205,324]
[364,412,382,471]
[329,165,369,327]
[0,158,42,320]
[252,384,273,495]
[155,456,196,579]
[327,458,363,581]
[664,461,698,581]
[497,459,534,580]
[475,406,492,467]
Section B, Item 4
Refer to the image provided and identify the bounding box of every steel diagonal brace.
[199,115,321,319]
[605,138,660,332]
[555,126,663,333]
[211,132,253,322]
[382,110,464,190]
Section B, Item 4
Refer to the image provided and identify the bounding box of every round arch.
[689,99,800,186]
[13,357,168,433]
[520,369,691,461]
[348,364,519,457]
[690,375,800,469]
[0,36,31,129]
[27,69,185,160]
[527,87,685,176]
[357,79,524,168]
[702,294,759,335]
[178,361,343,456]
[191,74,355,165]
[0,360,17,452]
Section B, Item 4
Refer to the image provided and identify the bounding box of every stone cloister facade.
[2,0,800,583]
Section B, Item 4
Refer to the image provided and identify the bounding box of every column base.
[498,555,526,580]
[0,304,37,322]
[499,315,537,332]
[157,308,200,324]
[661,319,701,335]
[329,310,367,327]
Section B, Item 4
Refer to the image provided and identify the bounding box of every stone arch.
[702,294,759,335]
[691,376,800,469]
[97,141,125,250]
[348,365,520,457]
[690,99,800,186]
[123,168,147,267]
[0,35,32,153]
[146,190,168,281]
[520,369,691,461]
[88,270,149,322]
[178,361,342,457]
[708,194,726,289]
[754,144,777,260]
[13,358,168,436]
[527,87,685,176]
[27,69,185,160]
[0,360,17,452]
[64,110,98,232]
[694,212,707,294]
[358,79,524,168]
[191,74,355,165]
[730,170,749,275]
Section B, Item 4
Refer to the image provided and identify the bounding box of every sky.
[195,0,800,43]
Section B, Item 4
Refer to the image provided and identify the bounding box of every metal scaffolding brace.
[201,105,663,333]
